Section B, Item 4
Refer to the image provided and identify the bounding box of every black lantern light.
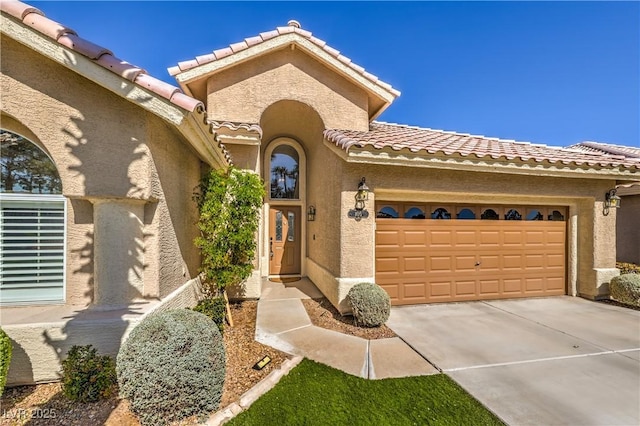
[354,177,370,211]
[603,188,622,216]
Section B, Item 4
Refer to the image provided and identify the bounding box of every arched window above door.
[268,142,302,200]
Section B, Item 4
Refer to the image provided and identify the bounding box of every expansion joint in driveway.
[444,348,640,372]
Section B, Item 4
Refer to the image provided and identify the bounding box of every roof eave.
[324,140,640,180]
[181,112,231,169]
[1,12,230,169]
[174,33,399,117]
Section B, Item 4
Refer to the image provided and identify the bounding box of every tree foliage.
[1,130,62,194]
[194,167,264,294]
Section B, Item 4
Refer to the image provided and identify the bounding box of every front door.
[269,206,301,275]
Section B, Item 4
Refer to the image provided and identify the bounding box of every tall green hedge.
[194,167,264,295]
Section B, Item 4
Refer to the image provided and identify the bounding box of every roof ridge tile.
[229,41,249,53]
[277,26,295,34]
[57,34,112,60]
[2,0,204,113]
[23,11,75,40]
[95,55,145,81]
[166,21,398,97]
[1,1,42,20]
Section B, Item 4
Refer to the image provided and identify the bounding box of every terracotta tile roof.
[209,121,263,138]
[566,141,640,159]
[168,20,400,97]
[324,122,640,170]
[1,1,203,113]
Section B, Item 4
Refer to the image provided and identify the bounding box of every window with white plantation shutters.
[1,129,66,304]
[0,196,66,303]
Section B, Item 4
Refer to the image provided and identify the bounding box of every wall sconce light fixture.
[349,177,370,221]
[354,177,370,210]
[307,205,316,221]
[603,188,621,216]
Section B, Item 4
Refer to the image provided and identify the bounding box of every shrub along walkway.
[255,278,438,379]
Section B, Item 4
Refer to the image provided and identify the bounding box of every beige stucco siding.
[1,35,202,305]
[1,35,150,200]
[207,48,370,131]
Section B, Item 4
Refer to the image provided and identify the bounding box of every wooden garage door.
[376,217,566,305]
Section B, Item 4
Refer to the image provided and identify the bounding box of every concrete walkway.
[255,278,438,379]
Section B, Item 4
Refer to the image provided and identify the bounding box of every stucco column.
[583,199,620,299]
[336,190,376,310]
[92,199,145,307]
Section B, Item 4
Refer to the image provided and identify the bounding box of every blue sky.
[31,1,640,148]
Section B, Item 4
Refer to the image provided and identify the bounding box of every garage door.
[375,203,566,305]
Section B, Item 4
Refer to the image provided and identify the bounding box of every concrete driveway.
[387,296,640,426]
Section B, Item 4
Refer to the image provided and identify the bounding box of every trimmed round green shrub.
[347,282,391,327]
[61,344,116,402]
[610,274,640,307]
[0,328,12,396]
[117,309,225,426]
[192,296,226,334]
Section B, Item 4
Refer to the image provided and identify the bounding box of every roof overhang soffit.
[175,33,399,120]
[1,13,229,169]
[323,139,640,181]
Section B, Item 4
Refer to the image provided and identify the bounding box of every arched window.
[404,207,425,219]
[377,206,399,218]
[431,208,451,220]
[505,209,522,220]
[269,144,299,199]
[1,129,65,304]
[548,210,565,221]
[457,208,476,220]
[481,209,499,220]
[526,210,543,221]
[1,130,62,194]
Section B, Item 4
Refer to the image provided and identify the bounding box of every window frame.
[0,185,67,305]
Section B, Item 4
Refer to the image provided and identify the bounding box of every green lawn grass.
[228,358,504,426]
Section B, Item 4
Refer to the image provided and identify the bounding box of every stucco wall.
[206,48,370,131]
[617,195,640,264]
[1,35,202,305]
[3,276,204,386]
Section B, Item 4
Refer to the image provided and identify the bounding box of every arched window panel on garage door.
[456,207,477,219]
[526,209,544,221]
[404,206,426,219]
[548,209,566,221]
[430,207,452,219]
[376,205,400,219]
[505,208,523,220]
[481,208,500,220]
